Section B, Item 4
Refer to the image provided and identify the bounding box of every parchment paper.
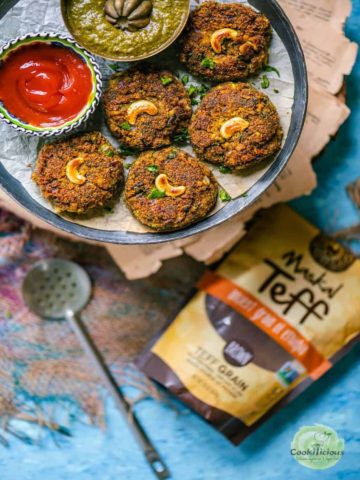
[0,0,294,233]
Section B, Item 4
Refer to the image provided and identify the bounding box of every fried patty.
[189,82,283,170]
[32,132,124,215]
[103,67,192,150]
[125,147,218,231]
[180,2,271,81]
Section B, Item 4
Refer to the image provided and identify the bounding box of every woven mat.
[0,208,205,442]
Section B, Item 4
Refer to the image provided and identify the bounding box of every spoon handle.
[66,312,170,480]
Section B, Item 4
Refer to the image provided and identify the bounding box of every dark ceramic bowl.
[0,0,307,245]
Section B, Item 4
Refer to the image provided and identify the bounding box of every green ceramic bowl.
[0,32,102,137]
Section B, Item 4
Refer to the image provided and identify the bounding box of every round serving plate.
[0,0,307,245]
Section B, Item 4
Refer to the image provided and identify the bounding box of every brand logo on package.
[290,424,345,470]
[309,234,355,272]
[223,339,253,366]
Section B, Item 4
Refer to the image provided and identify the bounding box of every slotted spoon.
[22,258,170,479]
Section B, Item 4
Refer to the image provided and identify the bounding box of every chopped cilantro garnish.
[199,84,209,98]
[148,187,166,199]
[201,57,215,70]
[241,192,248,197]
[219,189,231,202]
[219,165,232,174]
[120,122,132,131]
[261,75,270,89]
[187,85,198,97]
[125,163,132,169]
[181,74,189,85]
[173,128,189,144]
[106,150,114,157]
[108,63,119,71]
[187,83,209,104]
[161,76,173,86]
[264,65,280,77]
[147,165,159,173]
[273,88,280,94]
[120,145,137,156]
[167,151,177,159]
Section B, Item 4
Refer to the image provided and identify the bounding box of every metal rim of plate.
[0,0,308,245]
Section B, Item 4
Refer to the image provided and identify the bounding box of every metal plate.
[0,0,307,245]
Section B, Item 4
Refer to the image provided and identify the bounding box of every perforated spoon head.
[22,258,170,479]
[22,258,91,319]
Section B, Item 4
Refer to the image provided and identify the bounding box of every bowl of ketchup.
[0,32,102,136]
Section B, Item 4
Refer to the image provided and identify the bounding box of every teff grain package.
[138,205,360,444]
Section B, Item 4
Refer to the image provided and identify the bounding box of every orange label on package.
[197,271,332,380]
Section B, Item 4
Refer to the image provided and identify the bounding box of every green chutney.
[66,0,190,60]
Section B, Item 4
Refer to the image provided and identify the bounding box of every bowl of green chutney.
[61,0,191,61]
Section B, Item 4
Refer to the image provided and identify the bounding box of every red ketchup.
[0,43,93,127]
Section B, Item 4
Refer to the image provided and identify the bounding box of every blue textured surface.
[2,9,360,480]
